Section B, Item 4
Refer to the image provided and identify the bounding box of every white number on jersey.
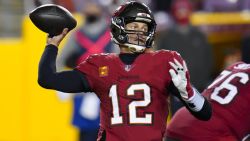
[109,84,152,125]
[209,70,249,104]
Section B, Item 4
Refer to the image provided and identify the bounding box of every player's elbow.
[38,77,53,89]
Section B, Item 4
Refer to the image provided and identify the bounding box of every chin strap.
[124,43,146,53]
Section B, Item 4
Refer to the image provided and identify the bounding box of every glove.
[169,59,194,100]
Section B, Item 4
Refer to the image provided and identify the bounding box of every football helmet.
[110,1,156,53]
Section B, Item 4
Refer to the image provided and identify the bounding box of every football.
[29,4,77,36]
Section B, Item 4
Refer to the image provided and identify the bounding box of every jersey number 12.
[109,83,152,125]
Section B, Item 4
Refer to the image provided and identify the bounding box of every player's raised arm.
[38,29,91,93]
[168,59,212,121]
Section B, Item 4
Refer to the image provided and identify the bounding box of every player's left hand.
[169,59,193,100]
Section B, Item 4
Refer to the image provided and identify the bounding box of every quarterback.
[38,1,211,141]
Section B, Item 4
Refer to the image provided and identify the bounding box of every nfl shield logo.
[124,65,132,72]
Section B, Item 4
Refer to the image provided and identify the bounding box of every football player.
[166,62,250,141]
[38,1,211,141]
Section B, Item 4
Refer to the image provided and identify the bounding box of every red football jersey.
[167,62,250,141]
[76,50,185,141]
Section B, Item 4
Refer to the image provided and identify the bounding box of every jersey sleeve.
[75,55,99,92]
[156,50,186,80]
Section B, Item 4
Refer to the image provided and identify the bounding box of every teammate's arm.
[38,28,91,93]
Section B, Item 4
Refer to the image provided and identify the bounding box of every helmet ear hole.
[114,17,122,25]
